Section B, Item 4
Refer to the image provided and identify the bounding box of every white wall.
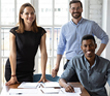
[102,0,110,60]
[88,0,105,56]
[102,0,110,95]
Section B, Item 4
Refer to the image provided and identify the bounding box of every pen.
[9,93,22,95]
[61,90,64,93]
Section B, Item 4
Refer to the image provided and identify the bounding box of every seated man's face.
[81,39,97,59]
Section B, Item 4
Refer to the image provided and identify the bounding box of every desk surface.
[1,82,90,96]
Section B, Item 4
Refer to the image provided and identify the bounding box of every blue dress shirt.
[57,18,109,60]
[61,55,110,96]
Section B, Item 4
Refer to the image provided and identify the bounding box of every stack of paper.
[42,82,61,88]
[74,87,82,94]
[40,88,60,94]
[61,88,81,95]
[16,82,81,95]
[18,82,39,89]
[8,89,38,95]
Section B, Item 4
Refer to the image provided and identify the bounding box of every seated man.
[59,35,110,96]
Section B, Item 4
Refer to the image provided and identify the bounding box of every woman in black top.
[5,3,47,86]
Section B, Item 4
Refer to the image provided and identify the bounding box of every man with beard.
[59,35,110,96]
[52,0,109,82]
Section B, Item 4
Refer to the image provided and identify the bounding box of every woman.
[5,3,47,86]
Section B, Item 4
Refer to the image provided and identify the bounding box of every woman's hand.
[38,75,47,83]
[6,76,19,86]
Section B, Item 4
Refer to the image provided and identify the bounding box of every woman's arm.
[6,33,19,86]
[39,33,47,82]
[9,33,16,76]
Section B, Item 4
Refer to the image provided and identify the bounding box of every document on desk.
[18,82,60,89]
[43,82,61,88]
[61,87,81,96]
[39,88,80,96]
[40,88,60,94]
[8,89,38,95]
[74,87,82,94]
[18,82,39,89]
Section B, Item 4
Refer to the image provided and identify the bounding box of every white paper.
[61,87,81,94]
[18,82,39,89]
[74,87,82,94]
[65,93,80,96]
[4,82,81,96]
[5,94,53,96]
[8,89,38,95]
[52,95,66,96]
[0,84,9,96]
[60,88,81,96]
[40,88,60,94]
[43,82,60,88]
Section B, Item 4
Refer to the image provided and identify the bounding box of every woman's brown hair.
[16,3,38,33]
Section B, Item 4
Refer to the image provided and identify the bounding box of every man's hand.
[52,68,58,77]
[65,85,74,92]
[6,76,19,86]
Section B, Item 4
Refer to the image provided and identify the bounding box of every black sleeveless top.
[5,26,46,80]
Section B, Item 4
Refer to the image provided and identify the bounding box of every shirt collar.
[84,55,97,69]
[70,17,83,25]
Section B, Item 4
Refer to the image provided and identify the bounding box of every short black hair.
[81,35,96,44]
[69,0,83,8]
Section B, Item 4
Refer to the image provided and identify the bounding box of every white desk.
[1,82,90,96]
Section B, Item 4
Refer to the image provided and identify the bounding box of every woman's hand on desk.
[38,75,47,83]
[65,84,74,92]
[6,76,19,86]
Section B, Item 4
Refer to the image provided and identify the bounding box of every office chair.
[33,74,60,82]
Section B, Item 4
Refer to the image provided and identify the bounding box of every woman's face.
[21,6,35,25]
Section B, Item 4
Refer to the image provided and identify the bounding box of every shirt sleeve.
[60,59,75,81]
[92,21,109,44]
[40,27,46,36]
[10,27,17,36]
[57,26,66,55]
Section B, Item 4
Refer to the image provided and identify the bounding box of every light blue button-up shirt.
[61,55,110,96]
[57,18,109,60]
